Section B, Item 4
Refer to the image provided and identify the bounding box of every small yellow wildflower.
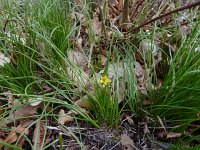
[100,75,111,86]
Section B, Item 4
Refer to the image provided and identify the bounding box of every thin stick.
[125,1,200,35]
[130,0,145,20]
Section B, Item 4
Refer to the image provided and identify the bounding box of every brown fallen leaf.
[75,0,83,5]
[17,137,26,148]
[65,102,90,127]
[74,95,91,109]
[107,63,125,79]
[5,90,15,101]
[135,61,148,95]
[67,106,89,117]
[91,17,102,36]
[117,0,124,11]
[0,103,5,115]
[100,54,107,66]
[138,39,162,66]
[20,120,35,128]
[123,114,134,125]
[66,67,89,85]
[0,138,5,149]
[58,109,74,125]
[68,50,87,67]
[121,134,135,150]
[0,126,29,149]
[0,129,6,138]
[11,103,43,119]
[117,79,126,104]
[4,90,20,107]
[135,61,145,78]
[32,120,46,150]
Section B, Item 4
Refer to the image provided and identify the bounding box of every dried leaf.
[75,95,91,109]
[91,17,102,35]
[17,137,26,148]
[32,120,46,150]
[5,90,15,101]
[0,126,29,149]
[11,103,43,119]
[100,54,107,66]
[135,62,148,95]
[99,63,125,79]
[66,67,89,85]
[58,109,74,125]
[75,0,82,5]
[117,0,124,11]
[67,107,89,116]
[135,62,144,78]
[20,120,35,128]
[118,80,125,103]
[4,90,21,107]
[0,103,5,115]
[68,51,87,66]
[124,114,134,125]
[121,134,135,150]
[139,39,158,63]
[2,132,18,147]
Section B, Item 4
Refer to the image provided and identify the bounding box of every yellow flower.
[100,75,111,86]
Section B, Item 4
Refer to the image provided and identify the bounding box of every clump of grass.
[149,21,200,147]
[87,73,119,128]
[125,52,142,113]
[0,0,94,124]
[151,20,200,123]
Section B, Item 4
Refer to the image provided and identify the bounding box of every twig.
[130,0,145,20]
[108,2,118,14]
[125,1,200,35]
[144,0,169,23]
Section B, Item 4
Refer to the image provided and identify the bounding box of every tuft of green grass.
[150,20,200,137]
[0,0,97,131]
[87,74,119,128]
[151,21,200,119]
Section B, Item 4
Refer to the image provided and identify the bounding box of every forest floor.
[0,0,200,149]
